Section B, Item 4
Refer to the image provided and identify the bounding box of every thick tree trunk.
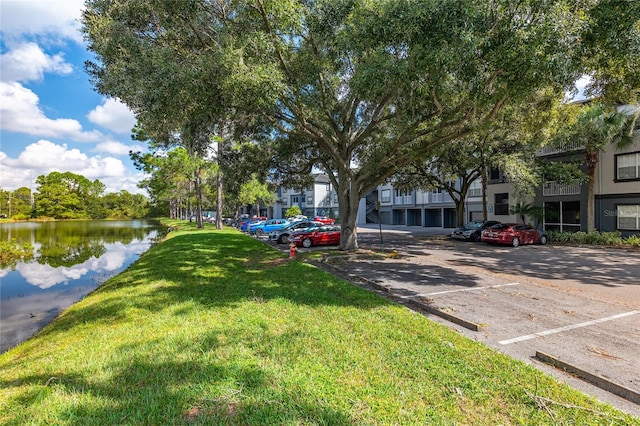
[455,197,465,227]
[586,151,598,232]
[216,169,223,229]
[451,184,468,227]
[337,172,359,251]
[587,166,596,232]
[193,169,204,229]
[481,167,488,221]
[215,137,224,230]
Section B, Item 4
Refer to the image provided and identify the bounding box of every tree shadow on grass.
[28,231,390,341]
[1,332,357,425]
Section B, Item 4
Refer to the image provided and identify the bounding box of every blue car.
[240,219,264,232]
[249,219,290,236]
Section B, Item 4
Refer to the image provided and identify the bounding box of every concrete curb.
[402,297,483,332]
[535,351,640,405]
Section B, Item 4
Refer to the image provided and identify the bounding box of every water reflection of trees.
[0,240,34,269]
[38,241,107,268]
[0,220,161,270]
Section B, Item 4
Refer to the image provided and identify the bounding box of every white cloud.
[0,42,73,83]
[17,261,87,289]
[0,0,85,44]
[15,241,143,289]
[0,1,148,195]
[0,81,103,142]
[0,139,147,194]
[87,98,137,134]
[95,140,145,156]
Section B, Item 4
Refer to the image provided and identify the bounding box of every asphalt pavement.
[314,224,640,417]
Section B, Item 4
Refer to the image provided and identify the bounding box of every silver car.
[269,220,323,244]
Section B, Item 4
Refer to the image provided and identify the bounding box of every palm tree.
[509,201,544,227]
[569,104,637,232]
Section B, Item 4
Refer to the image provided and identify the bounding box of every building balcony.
[428,192,453,204]
[394,194,415,205]
[542,181,582,197]
[536,142,584,157]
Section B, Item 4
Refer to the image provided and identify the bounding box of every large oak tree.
[83,0,637,250]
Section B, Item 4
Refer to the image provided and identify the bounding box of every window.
[544,201,581,232]
[380,189,391,203]
[618,205,640,230]
[489,167,502,182]
[616,152,640,181]
[306,196,313,205]
[468,180,482,197]
[494,193,509,215]
[291,195,305,205]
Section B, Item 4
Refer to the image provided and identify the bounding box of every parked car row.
[237,215,342,248]
[269,220,324,244]
[452,220,549,247]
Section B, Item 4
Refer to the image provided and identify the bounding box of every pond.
[0,220,165,353]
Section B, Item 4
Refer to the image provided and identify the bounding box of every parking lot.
[263,225,640,416]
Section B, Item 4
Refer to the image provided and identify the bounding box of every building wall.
[484,182,521,224]
[276,175,339,219]
[595,136,640,196]
[595,194,640,237]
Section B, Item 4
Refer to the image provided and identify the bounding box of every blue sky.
[0,0,146,195]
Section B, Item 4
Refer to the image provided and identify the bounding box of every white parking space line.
[499,311,640,345]
[421,282,520,296]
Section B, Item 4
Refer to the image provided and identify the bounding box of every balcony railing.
[428,192,453,203]
[536,142,584,156]
[542,181,582,196]
[394,194,415,205]
[467,188,482,198]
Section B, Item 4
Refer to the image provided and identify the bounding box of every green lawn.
[1,221,637,425]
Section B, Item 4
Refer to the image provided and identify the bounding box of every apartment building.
[364,180,485,229]
[271,174,339,219]
[367,129,639,236]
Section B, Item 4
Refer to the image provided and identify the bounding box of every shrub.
[10,213,31,221]
[285,205,302,218]
[547,230,624,246]
[625,235,640,247]
[599,231,623,246]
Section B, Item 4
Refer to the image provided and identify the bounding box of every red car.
[291,225,341,248]
[481,223,549,247]
[311,216,336,225]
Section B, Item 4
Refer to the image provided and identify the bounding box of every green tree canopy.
[34,172,105,219]
[83,0,639,249]
[238,175,276,217]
